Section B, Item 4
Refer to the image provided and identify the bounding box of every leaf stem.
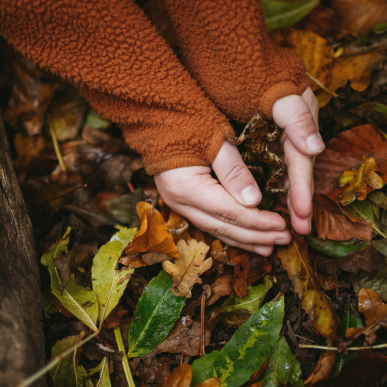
[299,343,387,351]
[307,72,338,98]
[48,114,66,171]
[200,292,206,357]
[114,327,136,387]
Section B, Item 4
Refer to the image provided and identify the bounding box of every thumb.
[212,140,262,206]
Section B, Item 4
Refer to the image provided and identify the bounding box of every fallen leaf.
[83,109,110,130]
[228,249,272,298]
[304,350,337,385]
[350,266,387,302]
[191,297,284,387]
[142,252,170,265]
[306,237,367,258]
[249,358,269,382]
[153,316,210,356]
[162,363,192,387]
[195,378,221,387]
[261,336,303,387]
[314,125,387,204]
[162,239,212,298]
[125,201,178,259]
[278,232,339,342]
[166,210,190,242]
[128,270,185,358]
[87,357,111,387]
[130,354,170,385]
[119,255,147,269]
[315,272,339,291]
[313,350,387,387]
[102,304,128,330]
[313,194,372,242]
[207,274,233,306]
[343,288,387,348]
[210,240,228,264]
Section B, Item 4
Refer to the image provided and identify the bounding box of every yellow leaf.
[162,239,212,298]
[162,363,192,387]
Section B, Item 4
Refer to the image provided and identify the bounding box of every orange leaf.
[304,350,337,386]
[162,363,192,387]
[195,377,221,387]
[166,210,190,243]
[278,233,339,342]
[125,202,178,259]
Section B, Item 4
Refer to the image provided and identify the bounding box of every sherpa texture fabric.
[0,0,308,174]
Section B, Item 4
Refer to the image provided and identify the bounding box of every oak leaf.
[163,239,211,298]
[125,201,178,259]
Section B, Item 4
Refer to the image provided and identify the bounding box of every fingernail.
[275,238,290,245]
[254,247,267,256]
[240,185,261,205]
[306,133,325,153]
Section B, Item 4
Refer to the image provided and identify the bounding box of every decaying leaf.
[102,304,127,330]
[350,266,387,302]
[278,233,339,342]
[228,249,272,298]
[342,288,387,348]
[162,239,212,298]
[153,316,210,356]
[166,210,190,242]
[304,350,337,386]
[162,363,192,387]
[142,252,170,265]
[130,354,170,385]
[195,378,221,387]
[125,201,178,259]
[207,274,233,306]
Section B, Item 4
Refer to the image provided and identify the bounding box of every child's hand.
[154,87,323,255]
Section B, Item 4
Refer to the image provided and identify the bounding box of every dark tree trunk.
[0,112,46,387]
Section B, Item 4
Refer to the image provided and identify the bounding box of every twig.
[180,354,184,366]
[307,72,338,98]
[200,292,206,357]
[48,114,66,172]
[299,343,387,351]
[114,327,136,387]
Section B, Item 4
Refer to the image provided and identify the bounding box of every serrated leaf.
[41,240,98,331]
[261,336,303,387]
[128,270,186,358]
[305,237,367,259]
[92,227,137,322]
[191,297,285,387]
[88,357,111,387]
[263,0,319,31]
[49,333,85,387]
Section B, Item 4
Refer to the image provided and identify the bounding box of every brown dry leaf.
[142,252,170,265]
[278,233,339,342]
[195,378,221,387]
[304,350,337,386]
[313,194,372,242]
[211,240,228,264]
[332,0,387,36]
[315,272,339,291]
[313,350,387,387]
[102,304,127,329]
[343,288,387,348]
[153,316,210,356]
[228,249,272,298]
[125,201,178,259]
[314,125,387,204]
[207,274,234,306]
[162,239,211,298]
[338,156,383,205]
[162,363,192,387]
[130,354,170,385]
[166,210,190,243]
[249,358,269,382]
[119,255,147,269]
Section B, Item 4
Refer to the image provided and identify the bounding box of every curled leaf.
[162,363,192,387]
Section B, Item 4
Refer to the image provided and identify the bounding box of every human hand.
[272,86,323,235]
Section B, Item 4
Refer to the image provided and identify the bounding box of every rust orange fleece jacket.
[0,0,308,175]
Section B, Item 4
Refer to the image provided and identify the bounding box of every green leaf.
[374,22,387,34]
[333,306,363,375]
[261,336,303,387]
[88,357,111,386]
[191,297,285,387]
[128,270,186,358]
[368,191,387,210]
[350,267,387,302]
[49,333,85,387]
[372,238,387,257]
[42,288,59,315]
[220,276,272,328]
[84,109,110,130]
[262,0,319,32]
[305,237,367,259]
[92,227,137,322]
[41,240,98,331]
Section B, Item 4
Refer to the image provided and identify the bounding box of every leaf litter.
[5,2,387,386]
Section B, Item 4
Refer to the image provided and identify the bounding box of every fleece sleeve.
[0,0,232,175]
[165,0,309,121]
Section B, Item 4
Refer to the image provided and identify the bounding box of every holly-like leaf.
[128,270,186,358]
[262,0,319,31]
[162,239,212,298]
[278,233,339,342]
[92,227,137,322]
[41,239,98,332]
[261,336,304,387]
[191,297,285,387]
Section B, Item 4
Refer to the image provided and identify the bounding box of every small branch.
[299,343,387,351]
[200,292,206,357]
[307,72,338,98]
[114,327,136,387]
[48,114,66,172]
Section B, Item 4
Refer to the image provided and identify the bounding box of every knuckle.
[221,163,249,186]
[210,224,230,239]
[215,209,238,225]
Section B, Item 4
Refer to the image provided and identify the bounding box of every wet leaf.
[304,350,337,386]
[153,316,210,357]
[195,378,221,387]
[342,288,387,348]
[166,210,190,243]
[350,266,387,302]
[162,363,192,387]
[306,237,367,259]
[49,332,85,386]
[41,239,98,331]
[191,297,285,387]
[228,249,272,298]
[263,0,319,31]
[102,304,127,329]
[125,201,178,258]
[261,336,303,387]
[278,233,339,342]
[333,305,363,375]
[92,227,137,322]
[88,357,111,386]
[207,274,233,306]
[128,270,185,358]
[163,239,212,298]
